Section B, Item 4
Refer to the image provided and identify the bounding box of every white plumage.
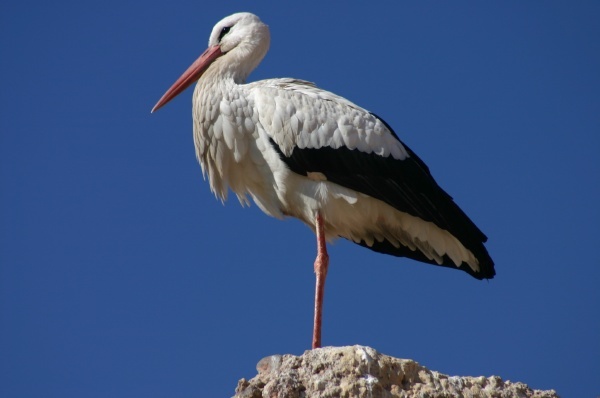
[153,12,494,349]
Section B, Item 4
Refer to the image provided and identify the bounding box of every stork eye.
[218,26,231,41]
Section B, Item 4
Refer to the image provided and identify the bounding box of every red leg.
[312,212,329,349]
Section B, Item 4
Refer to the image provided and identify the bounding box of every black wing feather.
[269,113,495,279]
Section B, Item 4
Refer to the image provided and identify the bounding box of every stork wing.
[249,79,494,279]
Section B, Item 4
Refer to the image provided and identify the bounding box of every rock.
[233,345,558,398]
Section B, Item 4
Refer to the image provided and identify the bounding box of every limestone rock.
[233,345,558,398]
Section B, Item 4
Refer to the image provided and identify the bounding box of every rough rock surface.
[233,346,558,398]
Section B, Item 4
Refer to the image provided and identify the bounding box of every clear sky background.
[1,2,599,397]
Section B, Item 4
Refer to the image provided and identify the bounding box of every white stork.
[152,12,495,349]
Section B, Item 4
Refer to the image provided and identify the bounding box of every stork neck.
[203,42,266,85]
[196,71,238,98]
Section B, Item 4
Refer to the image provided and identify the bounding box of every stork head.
[152,12,270,113]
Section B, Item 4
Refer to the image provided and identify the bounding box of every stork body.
[153,12,495,349]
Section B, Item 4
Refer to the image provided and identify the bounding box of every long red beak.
[151,45,223,113]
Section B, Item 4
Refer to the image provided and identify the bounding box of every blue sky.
[1,1,599,397]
